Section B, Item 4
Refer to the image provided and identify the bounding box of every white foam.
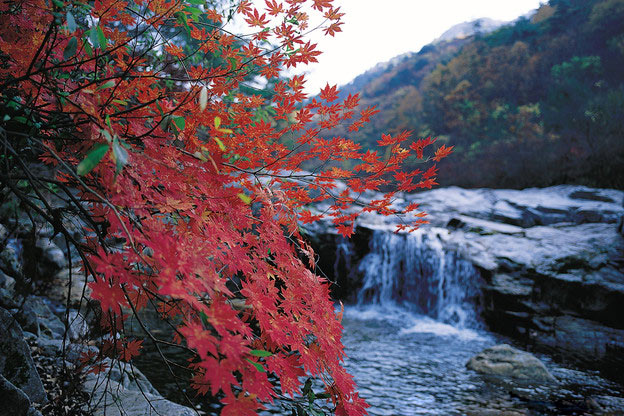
[399,317,485,341]
[342,305,486,342]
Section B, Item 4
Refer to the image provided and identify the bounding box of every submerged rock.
[466,344,556,383]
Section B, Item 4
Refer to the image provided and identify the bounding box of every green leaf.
[159,115,171,131]
[228,57,237,71]
[173,116,185,130]
[174,11,191,36]
[245,358,266,373]
[249,349,272,357]
[237,193,251,204]
[101,129,113,143]
[213,137,226,151]
[302,378,312,395]
[63,37,77,60]
[199,311,209,327]
[96,80,115,90]
[184,5,202,20]
[77,143,109,176]
[84,39,93,57]
[66,11,76,32]
[89,26,99,48]
[187,0,204,4]
[113,138,129,174]
[96,25,106,50]
[214,116,221,129]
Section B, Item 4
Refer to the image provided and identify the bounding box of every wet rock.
[467,344,556,383]
[0,307,47,403]
[0,373,31,416]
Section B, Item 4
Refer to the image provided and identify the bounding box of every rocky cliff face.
[305,185,624,381]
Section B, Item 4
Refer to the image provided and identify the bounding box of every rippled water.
[339,305,624,416]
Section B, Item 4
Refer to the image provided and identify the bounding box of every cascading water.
[355,228,483,328]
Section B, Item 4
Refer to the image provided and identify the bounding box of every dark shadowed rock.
[14,296,65,339]
[0,308,46,403]
[0,373,31,416]
[467,344,556,383]
[35,237,67,275]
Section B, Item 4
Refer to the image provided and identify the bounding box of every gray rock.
[35,237,67,274]
[90,359,161,396]
[36,338,64,357]
[0,308,46,403]
[0,270,15,291]
[64,344,99,365]
[26,408,43,416]
[0,287,18,309]
[0,373,31,416]
[16,296,66,339]
[84,372,195,416]
[67,310,89,341]
[48,267,93,308]
[467,344,556,383]
[0,239,22,277]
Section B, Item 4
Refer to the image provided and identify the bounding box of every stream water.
[136,228,624,415]
[334,229,623,415]
[339,305,623,415]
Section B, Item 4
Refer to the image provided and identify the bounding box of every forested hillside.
[331,0,624,189]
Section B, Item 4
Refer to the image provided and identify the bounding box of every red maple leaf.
[433,144,454,162]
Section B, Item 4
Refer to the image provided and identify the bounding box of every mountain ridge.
[323,0,624,189]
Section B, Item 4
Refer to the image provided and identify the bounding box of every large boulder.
[466,344,556,383]
[83,370,195,416]
[0,373,31,416]
[0,308,46,403]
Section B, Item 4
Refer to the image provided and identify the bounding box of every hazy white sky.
[294,0,544,93]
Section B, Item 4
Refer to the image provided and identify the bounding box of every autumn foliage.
[0,0,451,414]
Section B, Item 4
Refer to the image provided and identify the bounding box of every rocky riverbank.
[305,185,624,381]
[0,223,195,416]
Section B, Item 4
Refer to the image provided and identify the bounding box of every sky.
[287,0,544,94]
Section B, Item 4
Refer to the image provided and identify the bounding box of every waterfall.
[355,228,482,328]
